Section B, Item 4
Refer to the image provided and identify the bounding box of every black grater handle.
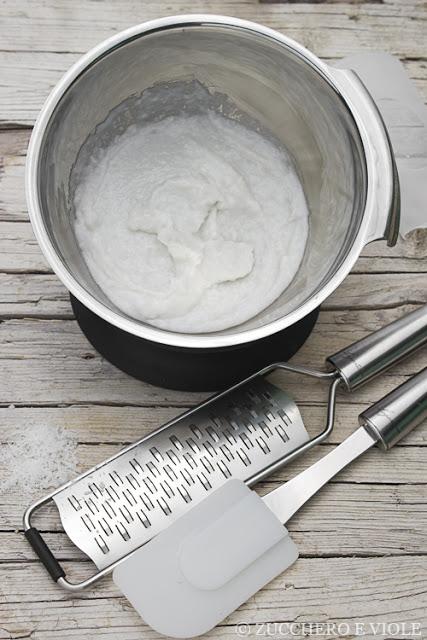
[25,527,65,582]
[327,305,427,390]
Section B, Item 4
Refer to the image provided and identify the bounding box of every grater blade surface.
[53,377,308,569]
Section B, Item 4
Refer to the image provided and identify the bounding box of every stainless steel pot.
[26,15,400,389]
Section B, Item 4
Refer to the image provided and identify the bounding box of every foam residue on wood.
[0,423,77,496]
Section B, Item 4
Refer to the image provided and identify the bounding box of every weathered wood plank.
[1,55,425,127]
[0,556,425,640]
[0,305,420,358]
[44,443,427,485]
[328,273,427,308]
[1,220,426,273]
[0,403,425,446]
[0,273,426,318]
[3,487,426,557]
[1,219,426,272]
[4,478,427,561]
[0,308,425,405]
[0,3,425,125]
[1,439,425,500]
[2,126,427,272]
[359,228,427,273]
[0,274,72,317]
[2,457,426,555]
[260,1,386,4]
[0,0,424,54]
[0,223,50,273]
[0,130,28,221]
[1,218,425,280]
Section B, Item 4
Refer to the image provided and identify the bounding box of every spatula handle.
[327,304,427,389]
[359,367,427,450]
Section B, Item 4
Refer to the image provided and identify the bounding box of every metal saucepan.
[26,15,400,390]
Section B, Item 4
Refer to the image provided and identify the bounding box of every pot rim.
[26,14,396,349]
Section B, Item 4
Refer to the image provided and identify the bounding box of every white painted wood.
[1,441,426,501]
[1,217,426,272]
[0,222,51,272]
[0,55,425,126]
[3,480,427,561]
[0,130,29,220]
[0,273,426,318]
[0,310,425,405]
[0,0,425,55]
[360,228,427,272]
[3,448,427,540]
[0,4,425,125]
[0,557,426,640]
[0,403,425,445]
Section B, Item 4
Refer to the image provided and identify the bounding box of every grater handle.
[327,305,427,390]
[25,527,65,582]
[359,367,427,450]
[23,515,115,590]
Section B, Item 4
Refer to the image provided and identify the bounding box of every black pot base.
[71,294,320,392]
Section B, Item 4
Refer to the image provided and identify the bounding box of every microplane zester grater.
[24,305,427,591]
[53,377,308,570]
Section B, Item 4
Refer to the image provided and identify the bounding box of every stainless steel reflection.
[360,367,427,450]
[328,303,427,390]
[26,15,399,348]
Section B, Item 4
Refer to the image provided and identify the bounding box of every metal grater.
[53,377,308,570]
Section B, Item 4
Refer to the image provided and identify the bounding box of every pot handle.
[328,67,400,247]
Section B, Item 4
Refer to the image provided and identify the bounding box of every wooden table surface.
[0,1,426,639]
